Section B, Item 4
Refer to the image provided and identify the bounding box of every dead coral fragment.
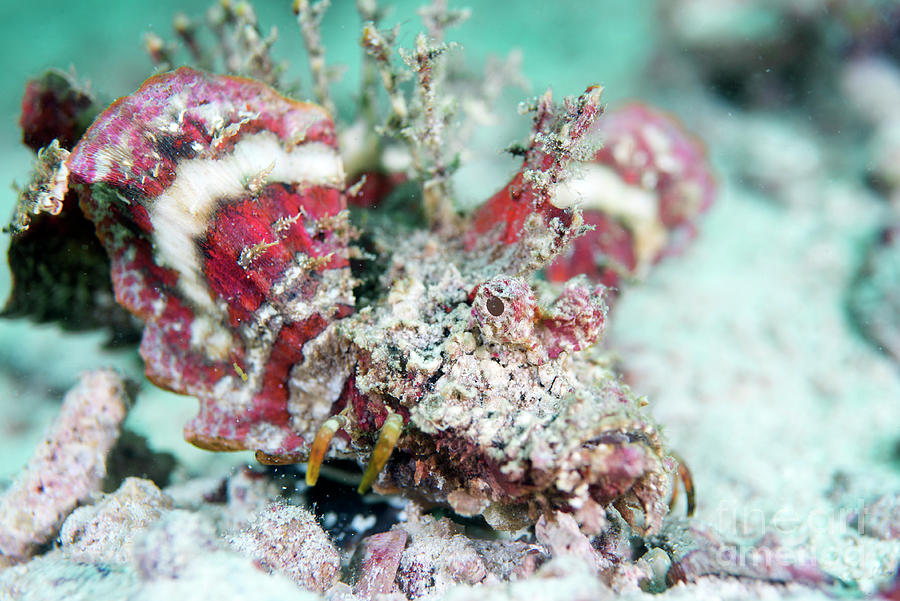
[0,369,131,566]
[396,506,491,598]
[535,512,602,572]
[59,477,174,565]
[229,500,341,593]
[352,528,408,598]
[133,509,221,580]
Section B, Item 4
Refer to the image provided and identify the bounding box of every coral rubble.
[230,501,341,593]
[0,369,131,566]
[395,507,492,597]
[132,509,220,580]
[658,521,833,587]
[351,528,408,597]
[59,477,174,565]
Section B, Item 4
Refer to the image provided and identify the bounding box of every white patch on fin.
[551,163,667,275]
[149,132,345,320]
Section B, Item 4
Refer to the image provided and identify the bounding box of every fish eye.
[486,295,505,316]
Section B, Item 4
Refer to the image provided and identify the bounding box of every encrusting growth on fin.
[358,412,403,494]
[305,415,345,486]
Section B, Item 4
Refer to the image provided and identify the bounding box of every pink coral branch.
[0,369,130,566]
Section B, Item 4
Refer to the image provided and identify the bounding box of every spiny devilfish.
[52,67,692,533]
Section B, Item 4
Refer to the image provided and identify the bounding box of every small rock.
[59,477,173,564]
[535,512,602,572]
[133,509,220,580]
[229,500,341,593]
[396,505,491,599]
[221,467,281,531]
[470,538,546,581]
[353,528,408,598]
